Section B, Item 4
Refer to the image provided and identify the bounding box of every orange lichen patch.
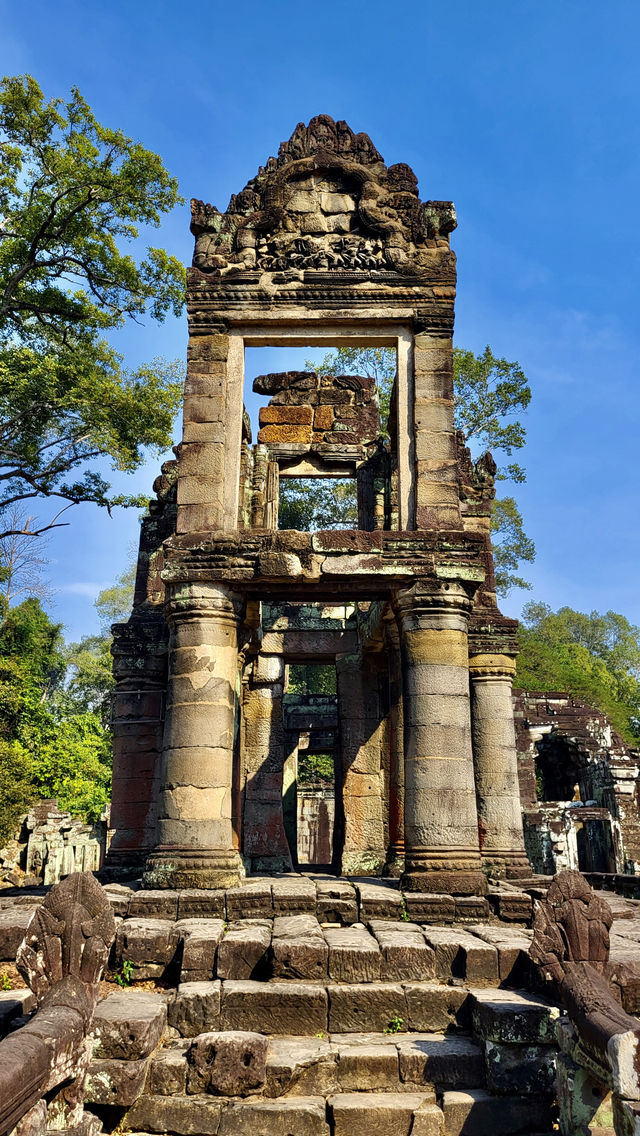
[259,405,313,426]
[313,405,334,431]
[257,424,312,444]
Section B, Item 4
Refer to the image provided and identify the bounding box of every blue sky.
[2,0,639,640]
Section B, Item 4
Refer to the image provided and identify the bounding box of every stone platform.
[3,874,640,1134]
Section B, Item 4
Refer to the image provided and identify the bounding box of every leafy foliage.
[0,75,186,539]
[296,344,535,593]
[297,753,335,783]
[279,478,357,531]
[287,663,337,695]
[515,603,640,743]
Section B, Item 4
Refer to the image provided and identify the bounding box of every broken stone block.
[441,1088,555,1136]
[225,880,273,920]
[217,1096,328,1135]
[186,1030,267,1096]
[329,1092,428,1136]
[177,889,226,920]
[91,991,167,1059]
[411,1099,445,1136]
[324,923,382,982]
[403,984,471,1032]
[421,927,498,985]
[114,917,179,979]
[0,908,34,961]
[315,879,357,925]
[177,918,225,982]
[397,1034,484,1090]
[265,1037,338,1098]
[103,883,134,918]
[484,1039,556,1094]
[0,988,35,1035]
[216,920,271,979]
[271,914,328,980]
[221,980,327,1035]
[355,881,403,921]
[470,988,560,1044]
[85,1056,150,1106]
[167,981,221,1038]
[327,982,406,1033]
[147,1045,189,1095]
[486,886,532,923]
[369,920,436,981]
[128,889,179,920]
[123,1093,222,1134]
[466,923,533,985]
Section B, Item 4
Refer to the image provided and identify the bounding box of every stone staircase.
[76,876,560,1135]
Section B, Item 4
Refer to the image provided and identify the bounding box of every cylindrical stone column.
[469,652,531,878]
[395,584,485,895]
[143,582,244,889]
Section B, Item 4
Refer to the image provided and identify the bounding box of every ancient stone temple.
[109,115,530,894]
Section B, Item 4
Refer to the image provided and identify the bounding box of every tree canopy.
[515,603,640,744]
[293,344,534,593]
[0,75,186,540]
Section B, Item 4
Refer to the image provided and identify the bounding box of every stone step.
[441,1088,556,1135]
[111,915,515,987]
[143,1030,485,1100]
[167,979,474,1037]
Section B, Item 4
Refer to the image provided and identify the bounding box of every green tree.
[0,75,186,540]
[278,478,358,531]
[515,603,640,743]
[297,345,534,593]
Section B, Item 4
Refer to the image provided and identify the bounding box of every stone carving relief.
[190,115,456,280]
[529,868,612,983]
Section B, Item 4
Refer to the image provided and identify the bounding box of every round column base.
[143,848,244,890]
[401,848,487,895]
[481,850,532,879]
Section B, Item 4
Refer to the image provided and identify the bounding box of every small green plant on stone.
[399,898,410,922]
[115,960,134,987]
[314,1031,326,1039]
[0,971,11,991]
[383,1015,404,1034]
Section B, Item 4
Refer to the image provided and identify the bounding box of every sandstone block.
[453,897,490,923]
[327,982,406,1033]
[85,1056,150,1106]
[128,890,179,920]
[221,980,327,1035]
[441,1088,555,1136]
[187,1030,267,1096]
[316,879,358,925]
[103,883,134,918]
[123,1093,222,1134]
[470,988,560,1044]
[0,987,35,1033]
[218,1097,328,1136]
[168,981,221,1037]
[216,921,271,979]
[466,924,533,985]
[178,918,225,982]
[114,917,179,979]
[265,1037,338,1098]
[147,1045,189,1095]
[403,984,471,1033]
[369,920,437,981]
[271,914,328,980]
[336,1040,401,1091]
[0,908,34,961]
[356,881,403,921]
[177,889,226,920]
[484,1039,556,1094]
[271,875,317,913]
[324,923,382,982]
[411,1100,445,1136]
[257,424,312,444]
[404,893,455,924]
[397,1035,484,1090]
[422,927,498,985]
[329,1092,428,1136]
[91,991,167,1060]
[259,405,313,425]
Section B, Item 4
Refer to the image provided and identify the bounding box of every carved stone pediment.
[191,115,456,281]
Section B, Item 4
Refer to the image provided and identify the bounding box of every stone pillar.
[469,652,530,878]
[144,582,244,889]
[384,618,405,876]
[413,332,462,531]
[395,584,485,895]
[242,653,293,873]
[336,652,386,876]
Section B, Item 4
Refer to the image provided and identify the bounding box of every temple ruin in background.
[108,115,533,893]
